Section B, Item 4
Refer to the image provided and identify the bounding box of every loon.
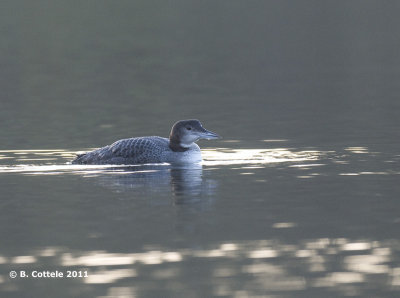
[71,119,220,165]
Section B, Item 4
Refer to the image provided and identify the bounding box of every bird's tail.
[71,153,87,164]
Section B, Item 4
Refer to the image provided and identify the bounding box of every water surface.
[1,1,400,297]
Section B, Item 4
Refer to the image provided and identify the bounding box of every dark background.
[1,1,399,149]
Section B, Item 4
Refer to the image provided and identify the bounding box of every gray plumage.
[71,119,220,165]
[72,136,168,164]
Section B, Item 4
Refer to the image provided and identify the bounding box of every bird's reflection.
[91,163,217,204]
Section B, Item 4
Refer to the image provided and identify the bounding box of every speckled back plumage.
[72,136,169,164]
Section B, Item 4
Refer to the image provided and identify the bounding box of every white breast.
[162,143,202,164]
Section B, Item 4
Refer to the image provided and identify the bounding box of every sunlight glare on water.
[0,147,326,175]
[202,147,324,166]
[2,238,400,296]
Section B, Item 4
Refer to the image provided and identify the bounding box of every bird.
[71,119,220,165]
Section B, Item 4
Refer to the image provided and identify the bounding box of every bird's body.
[71,120,219,165]
[72,136,201,164]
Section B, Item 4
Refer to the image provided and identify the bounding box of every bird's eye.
[186,127,192,130]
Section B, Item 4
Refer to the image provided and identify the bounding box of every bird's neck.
[169,135,189,152]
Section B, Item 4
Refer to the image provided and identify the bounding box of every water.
[1,1,400,297]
